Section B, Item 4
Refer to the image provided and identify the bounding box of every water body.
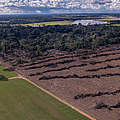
[72,20,108,26]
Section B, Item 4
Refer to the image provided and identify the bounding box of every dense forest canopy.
[0,24,120,59]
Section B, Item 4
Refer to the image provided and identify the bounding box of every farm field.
[6,45,120,120]
[0,66,89,120]
[112,24,120,26]
[22,21,72,26]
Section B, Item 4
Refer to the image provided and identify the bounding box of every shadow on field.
[86,65,120,72]
[29,64,87,76]
[25,60,75,70]
[0,75,8,81]
[74,89,120,99]
[39,73,120,80]
[89,57,120,65]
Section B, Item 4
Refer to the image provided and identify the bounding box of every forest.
[0,23,120,60]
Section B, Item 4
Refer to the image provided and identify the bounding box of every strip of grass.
[112,24,120,26]
[22,21,72,26]
[0,78,89,120]
[0,66,17,78]
[0,21,9,23]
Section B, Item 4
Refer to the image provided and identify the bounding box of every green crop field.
[22,21,72,26]
[112,24,120,26]
[0,21,9,23]
[0,66,89,120]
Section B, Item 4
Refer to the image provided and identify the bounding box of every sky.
[0,0,120,14]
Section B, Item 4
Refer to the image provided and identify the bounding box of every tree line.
[0,24,120,59]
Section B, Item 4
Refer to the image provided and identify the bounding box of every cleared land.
[0,66,89,120]
[22,21,72,26]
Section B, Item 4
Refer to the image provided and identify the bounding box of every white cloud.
[0,0,120,14]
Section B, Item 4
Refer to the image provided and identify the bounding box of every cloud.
[0,0,120,14]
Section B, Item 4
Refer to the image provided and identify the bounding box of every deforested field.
[0,66,89,120]
[6,45,120,120]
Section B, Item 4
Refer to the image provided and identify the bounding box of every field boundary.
[13,71,96,120]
